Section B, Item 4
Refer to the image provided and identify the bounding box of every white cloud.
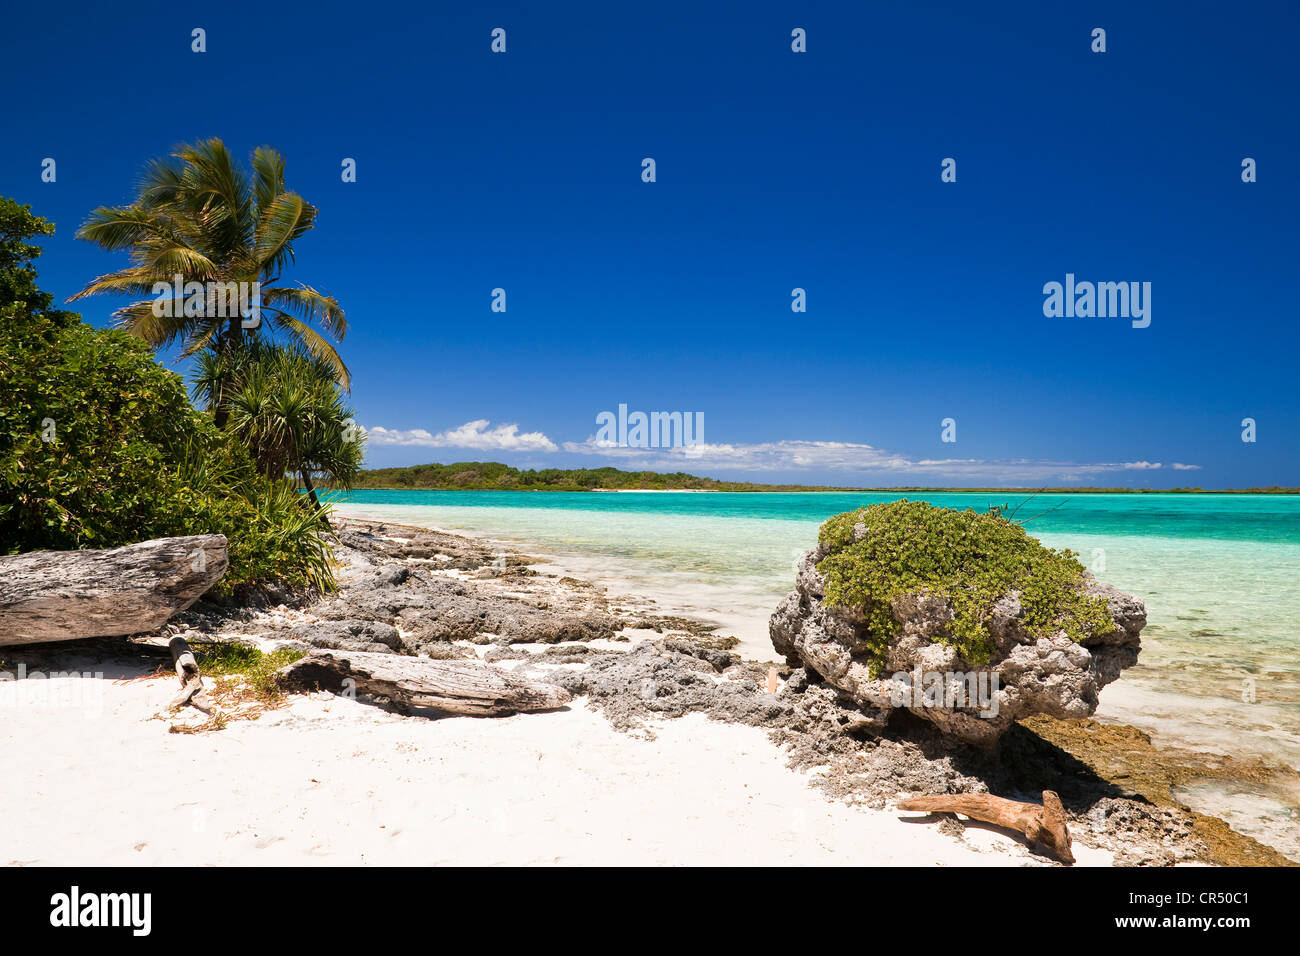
[364,421,1199,482]
[565,438,910,471]
[562,437,1199,482]
[366,420,557,452]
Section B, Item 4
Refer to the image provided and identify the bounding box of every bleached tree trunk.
[0,535,228,646]
[277,648,571,716]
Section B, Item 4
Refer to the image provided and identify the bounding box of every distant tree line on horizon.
[349,462,817,491]
[348,462,1300,494]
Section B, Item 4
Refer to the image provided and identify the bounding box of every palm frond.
[175,138,254,252]
[254,192,315,275]
[252,146,287,213]
[69,270,167,301]
[108,299,194,347]
[261,284,347,340]
[75,206,180,253]
[265,312,350,389]
[135,155,190,207]
[178,319,224,360]
[139,244,219,279]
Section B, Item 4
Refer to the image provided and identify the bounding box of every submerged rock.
[770,536,1145,746]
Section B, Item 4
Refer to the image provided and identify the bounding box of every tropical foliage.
[68,138,349,425]
[0,198,335,592]
[815,500,1114,670]
[194,341,363,510]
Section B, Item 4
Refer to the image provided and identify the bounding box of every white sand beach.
[0,664,1114,867]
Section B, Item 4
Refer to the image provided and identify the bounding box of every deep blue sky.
[3,1,1297,486]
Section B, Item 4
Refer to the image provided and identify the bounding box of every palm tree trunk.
[299,470,331,529]
[213,314,243,430]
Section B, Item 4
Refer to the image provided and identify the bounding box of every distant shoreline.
[351,461,1298,495]
[348,485,1300,495]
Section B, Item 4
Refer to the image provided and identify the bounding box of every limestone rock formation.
[315,549,621,650]
[770,543,1145,746]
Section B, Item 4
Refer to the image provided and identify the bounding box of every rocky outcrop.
[770,545,1145,746]
[282,619,405,653]
[219,522,624,659]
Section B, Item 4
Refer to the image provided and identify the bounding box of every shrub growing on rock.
[770,499,1145,745]
[816,500,1114,671]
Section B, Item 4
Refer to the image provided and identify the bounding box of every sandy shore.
[0,658,1110,866]
[9,517,1282,868]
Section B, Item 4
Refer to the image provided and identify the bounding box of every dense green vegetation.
[194,340,362,512]
[815,500,1114,672]
[0,195,340,592]
[84,139,363,516]
[0,138,363,589]
[352,461,845,491]
[1,154,366,590]
[353,461,1299,494]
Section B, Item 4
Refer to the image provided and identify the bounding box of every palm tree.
[69,139,348,425]
[196,343,363,520]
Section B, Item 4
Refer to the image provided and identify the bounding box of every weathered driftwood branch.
[167,635,209,710]
[897,789,1075,864]
[0,535,228,647]
[276,648,572,717]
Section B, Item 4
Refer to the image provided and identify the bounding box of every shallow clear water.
[333,490,1300,779]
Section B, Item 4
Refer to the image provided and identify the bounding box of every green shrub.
[216,477,336,591]
[195,340,363,508]
[816,500,1114,669]
[0,198,335,593]
[191,643,306,698]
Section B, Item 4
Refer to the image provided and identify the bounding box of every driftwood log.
[277,648,572,717]
[897,790,1075,864]
[0,535,228,647]
[167,635,210,710]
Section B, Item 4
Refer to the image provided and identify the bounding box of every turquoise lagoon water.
[334,490,1300,837]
